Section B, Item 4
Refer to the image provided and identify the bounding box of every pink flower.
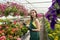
[0,36,6,40]
[37,13,43,18]
[17,38,21,40]
[0,2,28,16]
[0,4,7,12]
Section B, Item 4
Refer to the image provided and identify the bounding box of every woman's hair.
[30,9,38,20]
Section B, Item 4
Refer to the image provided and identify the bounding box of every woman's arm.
[23,19,41,31]
[32,19,41,32]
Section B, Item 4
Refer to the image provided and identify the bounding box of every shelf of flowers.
[0,2,29,40]
[45,19,60,40]
[0,16,30,40]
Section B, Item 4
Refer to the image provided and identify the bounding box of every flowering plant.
[0,2,28,16]
[45,20,60,40]
[45,0,60,30]
[0,19,28,40]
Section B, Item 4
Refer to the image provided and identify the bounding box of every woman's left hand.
[26,25,29,28]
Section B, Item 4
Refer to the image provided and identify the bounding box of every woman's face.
[30,11,36,18]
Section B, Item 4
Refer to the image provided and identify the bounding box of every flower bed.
[0,2,28,40]
[0,19,28,40]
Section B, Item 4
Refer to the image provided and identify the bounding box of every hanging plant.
[0,2,28,16]
[45,0,60,30]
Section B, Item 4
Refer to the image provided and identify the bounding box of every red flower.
[0,31,3,34]
[2,30,5,33]
[13,20,17,24]
[0,30,5,34]
[12,28,16,32]
[0,25,2,29]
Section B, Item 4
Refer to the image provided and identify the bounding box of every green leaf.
[54,3,60,9]
[20,11,24,16]
[11,6,18,12]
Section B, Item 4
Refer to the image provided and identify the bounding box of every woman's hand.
[23,22,26,26]
[23,22,29,27]
[26,25,29,28]
[26,25,33,31]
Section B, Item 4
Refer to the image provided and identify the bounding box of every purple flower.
[50,16,57,30]
[52,1,56,6]
[56,0,60,5]
[45,0,60,30]
[51,10,56,14]
[50,21,56,30]
[52,0,56,2]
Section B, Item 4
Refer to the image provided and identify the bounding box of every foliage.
[0,2,28,16]
[0,19,28,40]
[45,20,60,40]
[45,0,60,30]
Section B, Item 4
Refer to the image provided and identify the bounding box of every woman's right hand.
[23,22,32,31]
[23,22,26,26]
[23,22,29,28]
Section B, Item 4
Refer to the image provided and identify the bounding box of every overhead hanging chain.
[24,0,35,9]
[21,0,52,9]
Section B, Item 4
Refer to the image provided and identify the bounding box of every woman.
[29,9,41,40]
[27,9,40,40]
[23,9,41,40]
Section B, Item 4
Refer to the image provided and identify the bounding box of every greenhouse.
[0,0,60,40]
